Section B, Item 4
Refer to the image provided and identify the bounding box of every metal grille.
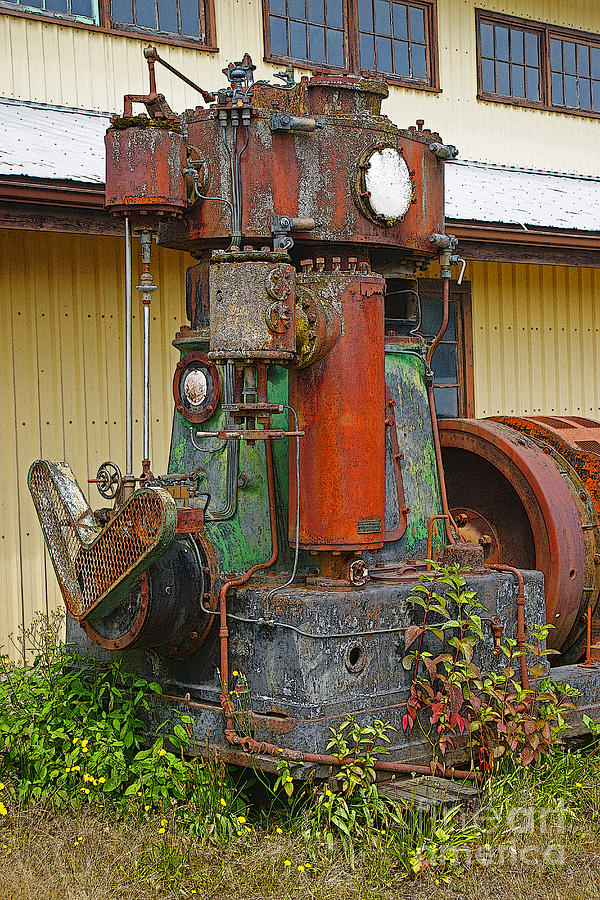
[29,461,176,620]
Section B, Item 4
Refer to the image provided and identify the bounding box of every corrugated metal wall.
[0,229,189,654]
[0,0,598,176]
[469,260,600,418]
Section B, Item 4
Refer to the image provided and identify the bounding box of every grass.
[1,747,600,899]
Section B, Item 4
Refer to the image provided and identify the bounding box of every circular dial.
[173,352,221,424]
[357,146,414,226]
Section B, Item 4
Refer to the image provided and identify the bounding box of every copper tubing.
[219,438,278,731]
[426,275,450,369]
[227,732,482,782]
[490,565,529,690]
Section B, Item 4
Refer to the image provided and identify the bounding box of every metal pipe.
[490,565,529,690]
[125,218,133,476]
[226,733,482,782]
[143,300,150,462]
[135,229,157,477]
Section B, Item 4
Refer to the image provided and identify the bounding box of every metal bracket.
[271,215,318,251]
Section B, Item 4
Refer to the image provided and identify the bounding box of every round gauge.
[173,351,221,424]
[356,145,415,227]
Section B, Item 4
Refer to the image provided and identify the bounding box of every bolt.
[455,513,468,527]
[307,312,317,323]
[302,298,311,310]
[479,535,492,547]
[580,491,587,500]
[316,257,325,272]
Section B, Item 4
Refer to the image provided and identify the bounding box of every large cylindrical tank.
[288,269,385,551]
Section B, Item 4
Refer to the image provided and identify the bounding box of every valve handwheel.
[95,461,123,500]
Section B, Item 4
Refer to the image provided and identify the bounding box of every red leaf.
[402,714,409,732]
[404,625,424,651]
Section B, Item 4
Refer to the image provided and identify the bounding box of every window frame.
[417,277,474,418]
[0,0,217,51]
[262,0,440,92]
[476,8,600,120]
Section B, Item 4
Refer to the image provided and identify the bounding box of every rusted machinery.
[28,48,600,771]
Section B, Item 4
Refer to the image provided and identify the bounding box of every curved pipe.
[219,439,278,730]
[489,564,529,690]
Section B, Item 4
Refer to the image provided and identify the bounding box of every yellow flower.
[0,783,4,791]
[305,863,312,869]
[160,819,168,827]
[158,828,165,834]
[276,827,282,835]
[73,737,79,744]
[284,860,291,868]
[325,789,332,797]
[158,748,166,757]
[298,865,305,872]
[323,802,329,808]
[98,777,106,784]
[232,671,239,677]
[0,804,7,816]
[237,816,246,824]
[286,776,293,783]
[74,766,80,772]
[220,798,226,807]
[236,830,242,836]
[81,747,89,754]
[144,805,150,812]
[80,788,90,795]
[245,827,251,833]
[576,782,583,787]
[137,791,142,797]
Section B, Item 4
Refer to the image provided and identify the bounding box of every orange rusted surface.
[288,271,385,552]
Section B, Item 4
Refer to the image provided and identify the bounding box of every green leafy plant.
[402,565,578,773]
[0,611,247,840]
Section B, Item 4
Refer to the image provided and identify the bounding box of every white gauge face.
[182,368,208,407]
[364,147,413,222]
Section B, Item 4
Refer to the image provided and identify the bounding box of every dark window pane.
[495,26,509,61]
[357,0,372,30]
[327,28,344,65]
[551,72,564,104]
[289,0,305,20]
[432,343,457,379]
[326,0,342,28]
[510,29,524,63]
[434,387,458,418]
[71,0,92,14]
[376,35,392,71]
[112,0,133,22]
[564,73,578,106]
[422,300,455,338]
[563,41,576,74]
[550,38,562,71]
[526,66,539,100]
[577,43,590,76]
[158,0,178,33]
[580,78,591,109]
[512,64,525,98]
[593,80,600,111]
[308,23,326,61]
[496,60,509,94]
[180,0,199,35]
[135,0,156,29]
[393,39,409,75]
[290,19,307,56]
[270,15,288,54]
[525,31,538,65]
[308,0,324,25]
[480,22,494,57]
[592,48,600,78]
[359,31,375,68]
[481,57,495,92]
[46,0,68,11]
[269,0,286,14]
[25,0,43,7]
[392,2,407,39]
[374,0,391,36]
[411,42,426,79]
[409,4,424,42]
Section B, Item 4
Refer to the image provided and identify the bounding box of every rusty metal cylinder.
[289,270,386,551]
[105,124,188,217]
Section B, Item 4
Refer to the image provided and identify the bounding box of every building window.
[1,0,215,46]
[1,0,97,22]
[383,277,473,417]
[263,0,439,89]
[111,0,207,39]
[477,10,600,116]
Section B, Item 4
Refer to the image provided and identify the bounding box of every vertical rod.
[125,218,133,477]
[143,300,150,462]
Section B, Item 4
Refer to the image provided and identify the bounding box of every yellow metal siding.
[0,229,189,654]
[1,0,598,175]
[469,260,600,418]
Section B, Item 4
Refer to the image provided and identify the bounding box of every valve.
[91,461,123,500]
